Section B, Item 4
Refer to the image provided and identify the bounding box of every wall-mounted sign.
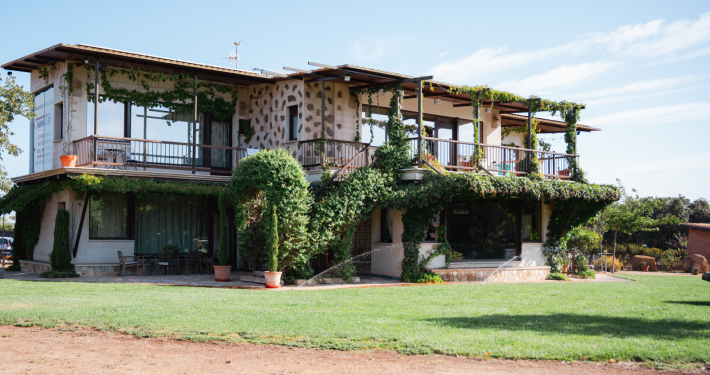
[452,206,469,215]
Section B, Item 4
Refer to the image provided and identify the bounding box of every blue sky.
[2,0,709,200]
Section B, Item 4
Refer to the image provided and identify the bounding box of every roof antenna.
[221,41,241,69]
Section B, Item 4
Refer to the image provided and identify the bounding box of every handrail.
[407,136,578,157]
[298,138,370,147]
[73,134,246,151]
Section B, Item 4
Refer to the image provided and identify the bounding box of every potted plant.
[59,155,78,167]
[561,256,571,273]
[640,260,649,272]
[263,205,282,288]
[214,193,232,281]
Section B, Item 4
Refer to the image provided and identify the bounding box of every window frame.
[289,105,298,141]
[380,208,393,243]
[89,192,135,240]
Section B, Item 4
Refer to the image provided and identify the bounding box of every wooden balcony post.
[192,75,197,174]
[320,80,326,168]
[417,80,423,168]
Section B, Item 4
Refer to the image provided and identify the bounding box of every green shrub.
[266,205,279,272]
[574,254,589,272]
[163,244,180,253]
[578,269,596,279]
[416,272,444,284]
[6,264,21,271]
[547,272,569,281]
[39,270,79,278]
[49,209,72,271]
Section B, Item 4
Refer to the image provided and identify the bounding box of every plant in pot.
[59,71,77,168]
[263,205,282,288]
[561,256,571,273]
[640,260,649,272]
[213,192,232,281]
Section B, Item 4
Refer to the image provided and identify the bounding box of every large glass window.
[210,118,230,169]
[446,200,518,260]
[361,107,388,146]
[522,200,542,242]
[32,86,54,173]
[289,106,298,141]
[87,96,125,138]
[90,192,130,239]
[134,193,208,254]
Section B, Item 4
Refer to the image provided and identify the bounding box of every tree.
[217,192,230,267]
[50,209,72,271]
[266,204,279,272]
[0,75,35,193]
[689,198,710,223]
[597,180,679,272]
[567,227,602,258]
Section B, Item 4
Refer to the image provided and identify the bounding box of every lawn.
[0,274,708,364]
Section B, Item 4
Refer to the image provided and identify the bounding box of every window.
[446,200,517,260]
[289,106,298,141]
[522,200,542,242]
[380,208,393,243]
[54,103,63,141]
[86,96,127,138]
[90,192,132,239]
[361,107,388,146]
[31,86,54,173]
[134,193,208,253]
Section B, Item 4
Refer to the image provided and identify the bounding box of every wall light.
[84,59,90,64]
[435,97,441,105]
[7,72,11,76]
[343,73,352,82]
[379,88,385,96]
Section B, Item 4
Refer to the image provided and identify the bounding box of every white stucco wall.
[370,208,405,278]
[520,202,553,267]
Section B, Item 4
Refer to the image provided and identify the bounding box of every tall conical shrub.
[50,209,72,271]
[218,192,229,266]
[266,205,279,272]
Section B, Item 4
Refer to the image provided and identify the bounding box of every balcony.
[73,135,246,174]
[407,137,579,179]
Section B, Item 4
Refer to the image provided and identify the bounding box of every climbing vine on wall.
[85,65,239,121]
[349,83,404,144]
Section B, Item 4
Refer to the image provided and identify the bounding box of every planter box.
[293,277,361,286]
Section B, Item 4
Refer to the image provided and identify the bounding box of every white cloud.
[584,102,710,126]
[578,76,702,98]
[429,45,571,83]
[351,38,392,63]
[579,12,710,59]
[497,62,616,96]
[437,52,450,58]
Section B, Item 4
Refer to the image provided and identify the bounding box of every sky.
[1,0,709,200]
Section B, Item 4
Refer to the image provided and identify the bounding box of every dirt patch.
[0,325,704,375]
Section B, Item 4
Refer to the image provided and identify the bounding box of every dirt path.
[0,326,704,375]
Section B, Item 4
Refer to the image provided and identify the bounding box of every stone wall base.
[432,266,550,282]
[19,260,52,274]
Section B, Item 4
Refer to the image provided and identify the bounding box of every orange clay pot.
[213,265,232,281]
[60,155,77,167]
[264,271,282,288]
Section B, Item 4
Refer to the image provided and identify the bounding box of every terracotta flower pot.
[641,265,649,272]
[264,271,282,288]
[60,155,77,167]
[213,265,232,281]
[562,265,569,273]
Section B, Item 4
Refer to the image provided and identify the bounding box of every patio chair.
[184,251,203,274]
[202,251,215,271]
[117,251,143,276]
[152,251,175,275]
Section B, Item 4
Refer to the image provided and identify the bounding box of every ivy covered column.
[192,75,198,174]
[417,80,423,168]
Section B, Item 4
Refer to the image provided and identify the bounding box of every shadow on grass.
[665,301,710,307]
[425,314,710,339]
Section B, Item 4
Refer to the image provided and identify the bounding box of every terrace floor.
[1,268,630,289]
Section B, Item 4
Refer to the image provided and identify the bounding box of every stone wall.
[432,266,550,282]
[19,260,52,274]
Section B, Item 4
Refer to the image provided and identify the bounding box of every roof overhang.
[681,223,710,232]
[2,44,274,86]
[500,113,599,133]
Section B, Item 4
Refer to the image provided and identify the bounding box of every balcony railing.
[298,139,372,170]
[73,135,247,173]
[407,137,579,179]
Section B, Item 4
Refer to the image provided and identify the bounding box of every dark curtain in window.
[135,193,208,253]
[446,200,517,260]
[90,192,128,239]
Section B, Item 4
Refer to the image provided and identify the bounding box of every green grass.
[0,275,709,364]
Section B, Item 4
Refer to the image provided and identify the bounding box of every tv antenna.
[221,41,241,69]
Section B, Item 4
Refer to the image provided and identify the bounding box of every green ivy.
[85,65,239,122]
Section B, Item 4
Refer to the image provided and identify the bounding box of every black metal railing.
[407,137,579,179]
[73,135,247,173]
[298,139,372,170]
